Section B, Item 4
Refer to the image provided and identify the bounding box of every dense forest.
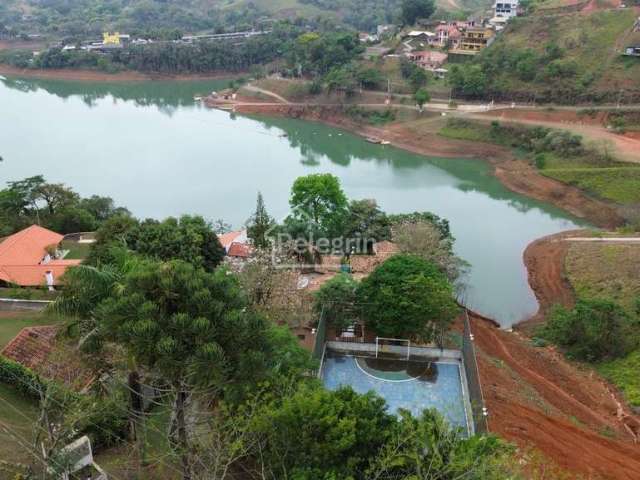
[299,0,402,30]
[0,23,366,78]
[1,0,399,38]
[0,0,263,38]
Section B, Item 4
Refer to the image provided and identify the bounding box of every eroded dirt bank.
[518,231,585,333]
[471,311,640,479]
[227,103,624,229]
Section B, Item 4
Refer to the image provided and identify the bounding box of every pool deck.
[320,342,474,435]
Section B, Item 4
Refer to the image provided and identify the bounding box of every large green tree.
[0,175,126,235]
[246,191,275,249]
[343,199,392,252]
[89,214,225,271]
[94,260,271,479]
[251,384,394,480]
[288,173,348,239]
[357,254,459,342]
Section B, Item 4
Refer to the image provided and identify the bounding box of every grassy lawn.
[439,122,493,143]
[0,287,59,301]
[565,242,640,407]
[542,167,640,204]
[598,351,640,408]
[0,383,39,473]
[0,311,63,349]
[439,119,640,204]
[60,240,91,261]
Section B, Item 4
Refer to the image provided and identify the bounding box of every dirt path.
[241,85,291,104]
[474,110,640,164]
[472,312,640,479]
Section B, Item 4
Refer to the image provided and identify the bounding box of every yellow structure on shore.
[102,32,121,45]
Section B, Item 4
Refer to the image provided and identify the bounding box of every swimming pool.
[320,351,471,434]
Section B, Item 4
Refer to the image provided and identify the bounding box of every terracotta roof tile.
[228,242,251,258]
[0,225,80,286]
[1,326,58,370]
[218,230,246,250]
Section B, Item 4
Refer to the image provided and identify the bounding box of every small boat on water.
[366,137,391,145]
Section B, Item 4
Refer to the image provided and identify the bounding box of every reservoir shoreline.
[222,101,623,230]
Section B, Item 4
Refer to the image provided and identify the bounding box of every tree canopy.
[88,214,225,271]
[357,254,459,342]
[0,175,128,236]
[314,273,360,330]
[540,298,639,362]
[400,0,436,25]
[246,191,275,249]
[287,173,348,239]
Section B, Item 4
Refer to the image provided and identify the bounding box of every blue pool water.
[321,353,469,433]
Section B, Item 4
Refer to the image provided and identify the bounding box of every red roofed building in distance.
[218,229,248,252]
[0,225,82,288]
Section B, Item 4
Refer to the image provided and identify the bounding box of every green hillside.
[0,0,489,39]
[451,7,640,102]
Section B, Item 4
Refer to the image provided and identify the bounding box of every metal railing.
[462,309,489,434]
[312,308,327,360]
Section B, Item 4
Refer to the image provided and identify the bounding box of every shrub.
[69,396,129,450]
[0,356,127,452]
[0,356,46,400]
[313,273,359,330]
[540,299,638,362]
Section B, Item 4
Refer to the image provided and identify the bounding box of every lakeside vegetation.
[0,175,129,237]
[562,241,640,407]
[439,118,640,207]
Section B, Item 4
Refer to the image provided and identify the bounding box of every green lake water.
[0,76,586,327]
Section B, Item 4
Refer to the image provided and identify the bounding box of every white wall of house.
[494,0,519,18]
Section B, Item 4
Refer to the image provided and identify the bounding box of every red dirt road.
[473,313,640,479]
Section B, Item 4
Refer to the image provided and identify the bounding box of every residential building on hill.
[450,27,496,56]
[494,0,519,18]
[0,225,81,288]
[407,50,448,70]
[435,23,462,48]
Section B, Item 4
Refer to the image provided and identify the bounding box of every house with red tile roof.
[2,325,95,390]
[1,325,58,370]
[218,229,248,252]
[0,225,82,288]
